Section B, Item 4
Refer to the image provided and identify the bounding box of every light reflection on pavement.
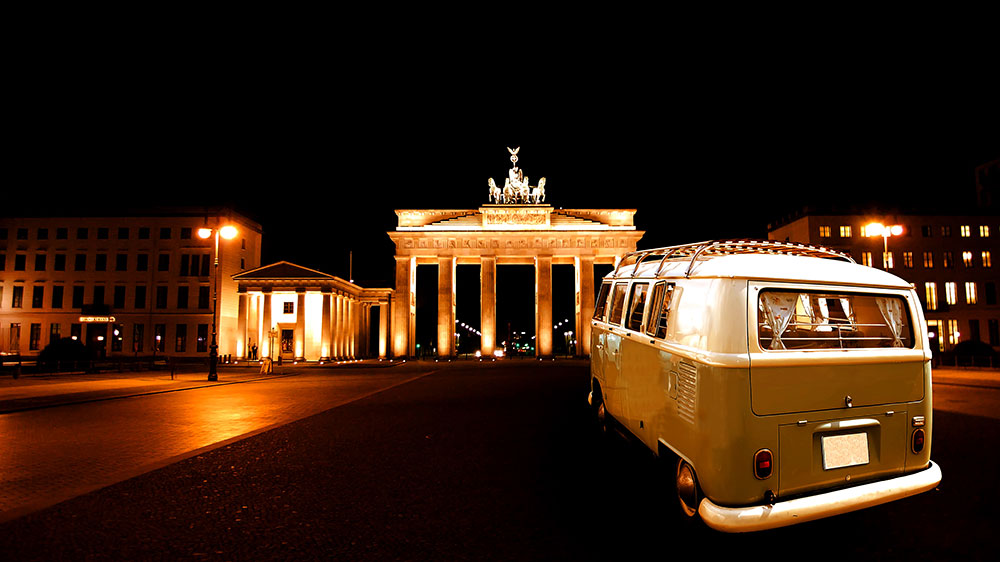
[0,367,433,522]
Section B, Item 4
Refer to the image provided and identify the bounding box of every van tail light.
[912,429,926,453]
[754,449,773,480]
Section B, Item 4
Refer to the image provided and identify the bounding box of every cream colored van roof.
[610,240,912,289]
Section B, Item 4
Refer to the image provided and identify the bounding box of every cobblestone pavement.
[0,362,432,523]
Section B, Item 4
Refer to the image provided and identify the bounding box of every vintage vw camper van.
[589,240,942,532]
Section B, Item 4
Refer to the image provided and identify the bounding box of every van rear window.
[758,290,913,350]
[607,283,628,326]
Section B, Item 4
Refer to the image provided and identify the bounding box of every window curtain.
[876,297,905,347]
[762,293,799,349]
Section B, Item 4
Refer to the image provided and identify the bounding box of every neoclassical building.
[388,149,644,358]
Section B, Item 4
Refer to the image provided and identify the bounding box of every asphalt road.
[0,362,997,561]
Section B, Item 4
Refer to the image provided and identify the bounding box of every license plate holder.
[822,432,870,470]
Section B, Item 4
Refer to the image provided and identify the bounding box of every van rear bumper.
[698,461,942,533]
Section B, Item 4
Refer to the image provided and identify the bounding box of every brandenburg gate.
[387,148,644,358]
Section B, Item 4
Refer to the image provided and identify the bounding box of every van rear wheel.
[676,460,701,518]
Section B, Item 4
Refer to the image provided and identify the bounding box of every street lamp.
[866,223,903,268]
[198,224,239,381]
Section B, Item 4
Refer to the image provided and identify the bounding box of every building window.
[116,253,128,271]
[156,286,168,309]
[50,323,61,344]
[963,251,974,268]
[943,252,953,268]
[181,227,192,239]
[133,324,144,353]
[32,286,44,309]
[177,286,189,309]
[77,227,88,240]
[70,323,81,342]
[15,254,26,271]
[138,227,150,240]
[118,227,129,239]
[0,252,5,271]
[97,227,109,240]
[945,282,957,306]
[75,254,87,271]
[56,228,68,240]
[8,323,20,351]
[52,285,64,309]
[947,319,960,346]
[987,282,997,306]
[158,253,170,272]
[154,324,166,352]
[925,282,938,311]
[965,282,978,305]
[922,225,933,237]
[941,226,951,237]
[135,286,147,309]
[54,253,66,271]
[198,286,210,309]
[882,252,894,269]
[241,258,245,269]
[112,324,123,352]
[72,286,84,308]
[819,225,831,238]
[197,324,209,352]
[960,225,971,237]
[95,253,107,272]
[283,302,294,314]
[980,225,991,238]
[35,253,46,271]
[160,227,171,240]
[0,228,6,239]
[902,252,913,268]
[989,319,999,347]
[29,323,41,351]
[137,254,149,272]
[12,286,23,308]
[862,252,873,267]
[839,225,852,238]
[982,251,992,268]
[923,252,934,268]
[17,228,28,240]
[176,324,187,352]
[180,254,190,276]
[93,285,105,306]
[37,228,48,240]
[114,286,126,309]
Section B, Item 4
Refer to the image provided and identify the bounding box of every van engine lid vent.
[677,361,697,423]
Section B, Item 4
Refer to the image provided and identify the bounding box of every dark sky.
[8,47,998,292]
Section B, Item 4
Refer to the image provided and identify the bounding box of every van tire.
[676,459,702,519]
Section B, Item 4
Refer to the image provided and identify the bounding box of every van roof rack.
[613,239,855,279]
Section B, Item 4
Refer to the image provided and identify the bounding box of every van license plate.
[822,433,870,470]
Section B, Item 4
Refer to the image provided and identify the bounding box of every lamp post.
[198,224,238,381]
[866,223,903,269]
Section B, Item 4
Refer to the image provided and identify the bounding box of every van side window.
[626,283,650,332]
[593,283,612,321]
[607,283,628,326]
[647,282,676,339]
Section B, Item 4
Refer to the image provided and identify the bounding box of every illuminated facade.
[0,209,262,358]
[388,148,644,358]
[769,213,1000,352]
[232,262,391,361]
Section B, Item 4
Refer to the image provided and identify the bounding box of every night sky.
[8,49,997,352]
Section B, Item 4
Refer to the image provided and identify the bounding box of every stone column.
[480,256,496,357]
[262,290,272,358]
[379,303,389,358]
[336,293,346,359]
[294,289,306,361]
[576,256,595,357]
[437,257,456,357]
[535,255,553,357]
[248,294,260,361]
[237,290,248,359]
[321,290,332,361]
[393,256,415,358]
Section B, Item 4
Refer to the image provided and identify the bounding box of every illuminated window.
[883,252,894,269]
[29,323,41,351]
[945,282,957,305]
[862,252,873,267]
[175,324,187,352]
[925,282,938,311]
[283,302,295,314]
[12,286,23,308]
[903,252,913,268]
[840,226,852,237]
[965,282,978,304]
[860,225,868,237]
[961,225,971,237]
[981,225,990,237]
[922,226,933,237]
[963,251,974,267]
[819,226,831,238]
[941,226,951,237]
[923,252,934,268]
[943,252,953,268]
[983,251,992,268]
[947,319,959,345]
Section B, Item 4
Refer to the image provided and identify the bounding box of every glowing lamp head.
[197,228,213,239]
[866,223,885,237]
[220,225,239,239]
[889,225,903,236]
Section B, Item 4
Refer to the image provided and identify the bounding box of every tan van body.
[589,241,942,532]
